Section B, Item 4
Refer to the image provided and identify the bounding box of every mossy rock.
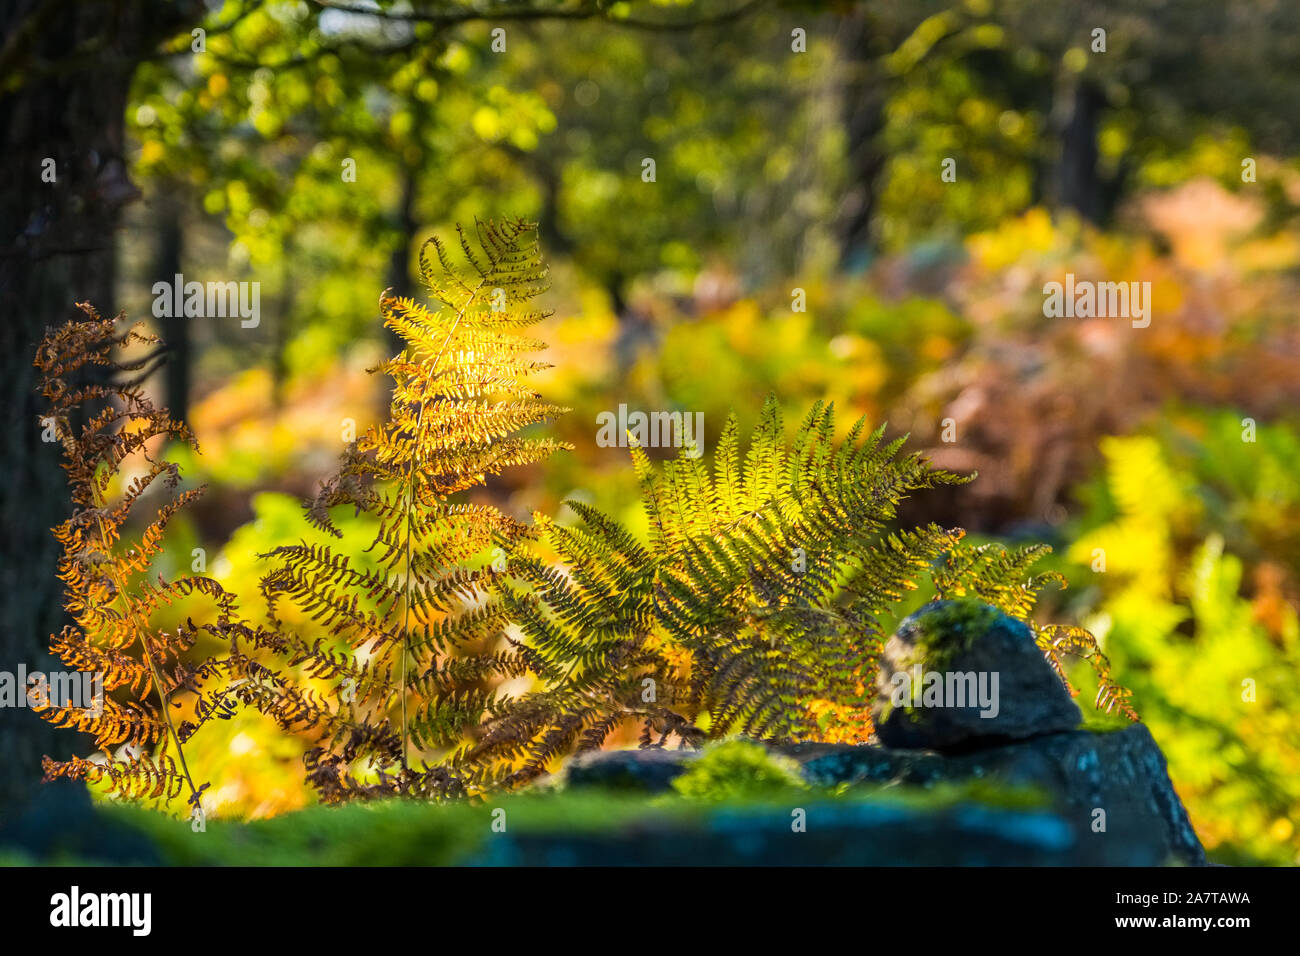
[874,599,1083,750]
[1,726,1201,866]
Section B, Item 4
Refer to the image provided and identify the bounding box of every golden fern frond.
[934,537,1139,722]
[41,753,199,803]
[258,218,570,802]
[1039,624,1140,721]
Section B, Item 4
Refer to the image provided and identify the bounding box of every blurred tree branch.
[311,0,765,32]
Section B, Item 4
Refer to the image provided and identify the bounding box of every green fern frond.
[474,397,1134,784]
[474,401,969,778]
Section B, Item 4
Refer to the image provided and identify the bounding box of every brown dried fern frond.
[33,303,238,816]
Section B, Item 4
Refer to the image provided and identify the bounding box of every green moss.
[910,599,1001,669]
[102,799,485,866]
[894,780,1048,811]
[1079,714,1135,734]
[825,775,1048,811]
[876,600,1006,722]
[97,790,715,866]
[670,739,808,802]
[17,752,1062,866]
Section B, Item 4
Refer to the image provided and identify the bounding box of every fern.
[468,398,1136,787]
[930,540,1139,720]
[258,218,570,801]
[30,228,1131,811]
[468,400,954,785]
[33,304,235,817]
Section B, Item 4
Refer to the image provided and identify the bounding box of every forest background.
[2,0,1298,865]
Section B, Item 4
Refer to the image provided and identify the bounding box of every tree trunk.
[386,165,420,303]
[384,140,422,357]
[0,0,203,810]
[835,8,889,270]
[270,230,301,408]
[154,195,190,421]
[1050,72,1104,222]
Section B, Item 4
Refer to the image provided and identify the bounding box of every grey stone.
[564,746,699,792]
[784,723,1205,865]
[468,800,1145,866]
[557,723,1206,865]
[874,600,1083,750]
[546,598,1206,865]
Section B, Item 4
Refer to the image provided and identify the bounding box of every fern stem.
[394,268,491,771]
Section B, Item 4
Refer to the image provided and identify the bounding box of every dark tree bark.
[834,7,890,270]
[1049,73,1104,223]
[271,234,296,407]
[532,156,572,260]
[0,0,204,810]
[386,164,420,302]
[154,194,189,421]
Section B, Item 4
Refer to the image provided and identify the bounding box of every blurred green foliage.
[1058,415,1300,864]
